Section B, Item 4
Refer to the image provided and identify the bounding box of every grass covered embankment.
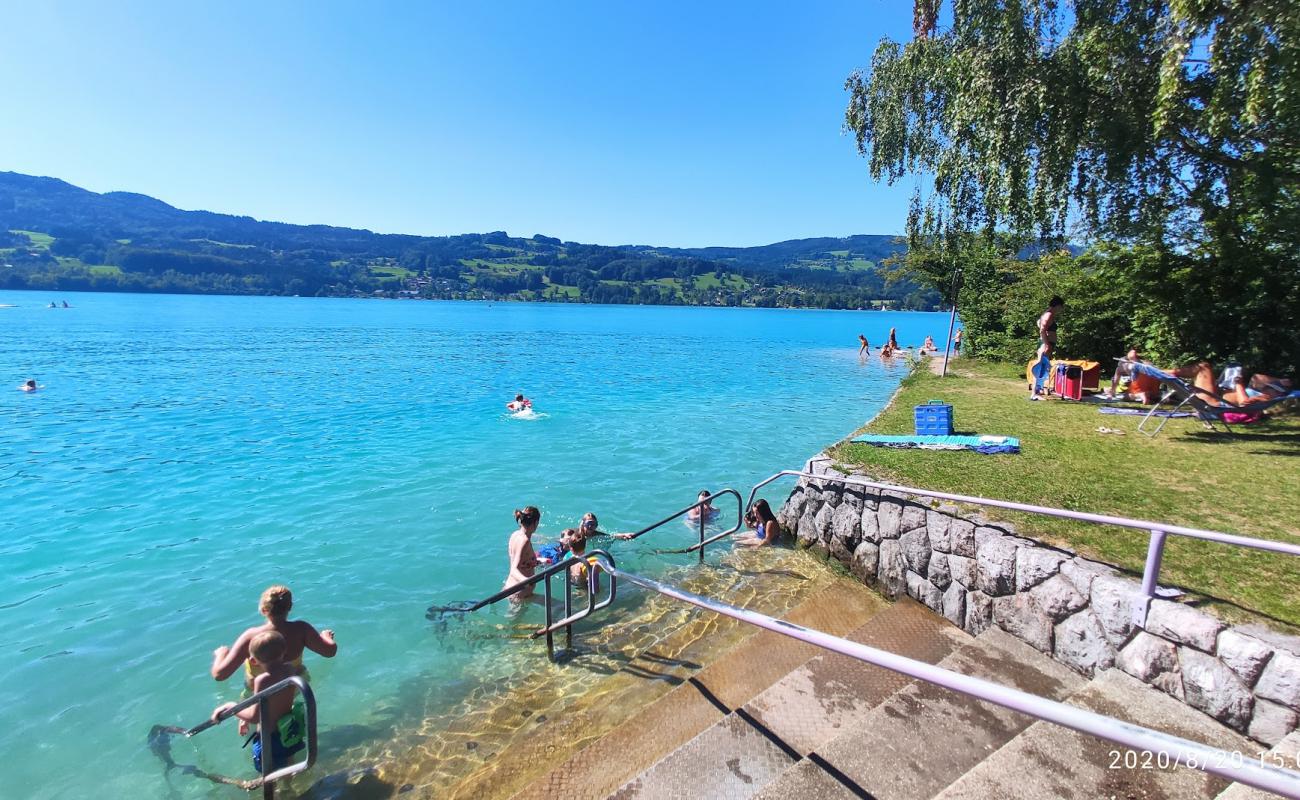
[827,359,1300,629]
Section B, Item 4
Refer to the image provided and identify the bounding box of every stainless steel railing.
[588,554,1300,799]
[436,549,617,659]
[618,489,744,562]
[749,466,1300,625]
[183,675,317,800]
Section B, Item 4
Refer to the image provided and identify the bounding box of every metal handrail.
[435,549,617,659]
[184,675,317,798]
[588,554,1300,799]
[751,468,1300,623]
[620,489,744,562]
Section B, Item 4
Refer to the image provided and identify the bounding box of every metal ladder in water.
[179,675,318,799]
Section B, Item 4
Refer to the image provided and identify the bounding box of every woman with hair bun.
[210,584,337,686]
[504,506,542,597]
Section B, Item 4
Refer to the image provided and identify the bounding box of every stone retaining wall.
[779,456,1300,746]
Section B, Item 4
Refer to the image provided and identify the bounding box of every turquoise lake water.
[0,291,951,798]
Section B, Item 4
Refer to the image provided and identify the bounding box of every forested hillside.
[0,172,938,309]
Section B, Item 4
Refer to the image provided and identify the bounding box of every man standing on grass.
[1029,296,1064,400]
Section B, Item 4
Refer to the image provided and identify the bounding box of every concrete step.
[606,598,963,800]
[741,596,966,756]
[509,576,889,800]
[1216,730,1300,800]
[609,712,799,800]
[934,668,1267,800]
[752,626,1088,800]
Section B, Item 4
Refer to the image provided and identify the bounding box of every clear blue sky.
[0,2,916,248]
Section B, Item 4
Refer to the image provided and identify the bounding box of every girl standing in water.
[504,506,542,597]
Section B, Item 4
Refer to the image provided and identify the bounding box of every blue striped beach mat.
[849,434,1020,454]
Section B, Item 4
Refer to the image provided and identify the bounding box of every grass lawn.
[827,359,1300,629]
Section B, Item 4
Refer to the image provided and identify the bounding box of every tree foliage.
[846,1,1300,372]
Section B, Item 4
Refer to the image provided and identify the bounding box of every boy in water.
[211,631,305,773]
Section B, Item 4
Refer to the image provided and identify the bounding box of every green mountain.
[0,171,937,309]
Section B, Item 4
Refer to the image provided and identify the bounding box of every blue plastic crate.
[914,400,954,436]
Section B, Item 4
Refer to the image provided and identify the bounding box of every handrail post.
[698,511,705,563]
[543,573,554,661]
[1134,529,1168,626]
[260,695,273,800]
[564,565,573,651]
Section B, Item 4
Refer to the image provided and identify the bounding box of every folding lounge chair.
[1125,361,1300,436]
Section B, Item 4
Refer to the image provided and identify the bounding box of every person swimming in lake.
[504,506,541,597]
[686,490,719,522]
[506,394,533,412]
[735,499,779,548]
[887,327,900,350]
[858,334,870,355]
[210,585,337,688]
[880,343,896,359]
[19,379,38,392]
[922,335,936,352]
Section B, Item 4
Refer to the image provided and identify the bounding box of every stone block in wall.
[839,486,865,512]
[942,583,965,627]
[949,519,975,558]
[1054,610,1117,676]
[1145,600,1225,653]
[829,503,861,561]
[1090,575,1140,647]
[900,503,927,533]
[1029,575,1087,622]
[1256,651,1300,711]
[976,533,1019,596]
[927,511,952,553]
[796,506,819,546]
[1216,629,1273,688]
[1249,699,1299,747]
[965,590,993,635]
[877,539,907,598]
[777,493,805,534]
[1118,632,1184,701]
[907,570,944,613]
[1179,648,1253,732]
[876,498,903,540]
[993,594,1054,653]
[947,554,977,589]
[928,553,952,590]
[851,541,879,583]
[817,484,841,508]
[1060,557,1118,596]
[860,506,880,544]
[814,503,836,546]
[899,527,931,576]
[1015,547,1069,592]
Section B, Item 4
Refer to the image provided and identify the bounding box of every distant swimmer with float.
[506,393,533,412]
[19,379,39,392]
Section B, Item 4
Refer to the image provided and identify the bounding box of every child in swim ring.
[506,394,533,412]
[536,527,580,565]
